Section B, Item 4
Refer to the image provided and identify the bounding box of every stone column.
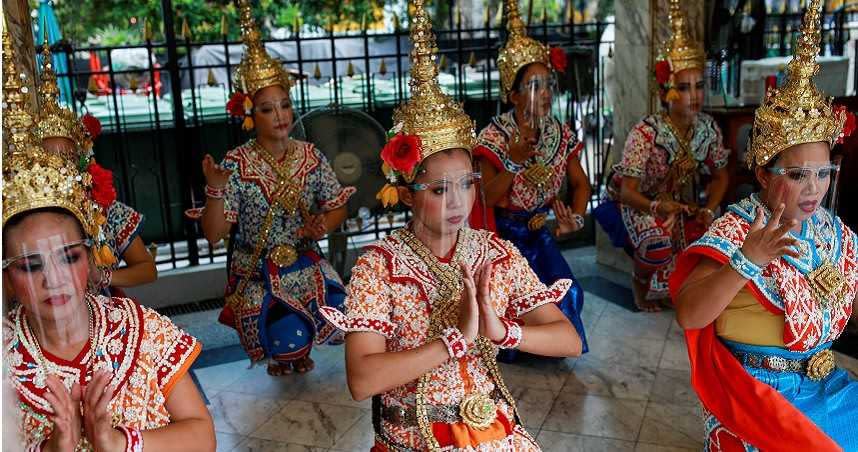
[595,0,705,272]
[3,0,38,112]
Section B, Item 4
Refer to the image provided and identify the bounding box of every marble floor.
[184,247,858,452]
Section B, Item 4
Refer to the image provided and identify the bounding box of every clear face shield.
[2,230,94,345]
[765,154,841,220]
[519,74,559,132]
[409,170,482,248]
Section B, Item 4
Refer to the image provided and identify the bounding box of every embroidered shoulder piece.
[646,113,719,166]
[106,201,144,257]
[6,296,144,416]
[688,195,857,350]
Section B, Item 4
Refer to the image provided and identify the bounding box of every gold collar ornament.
[376,0,477,204]
[2,29,115,268]
[228,0,294,131]
[747,0,855,168]
[654,0,706,102]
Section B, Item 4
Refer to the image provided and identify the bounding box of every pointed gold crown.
[233,0,293,98]
[2,28,102,243]
[748,0,846,168]
[34,30,87,159]
[497,0,549,102]
[390,0,475,170]
[659,0,705,74]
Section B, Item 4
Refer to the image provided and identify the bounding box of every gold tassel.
[313,63,322,80]
[94,245,117,268]
[376,184,399,208]
[242,95,253,112]
[665,88,680,102]
[378,59,387,75]
[207,68,217,86]
[242,116,254,131]
[346,61,355,77]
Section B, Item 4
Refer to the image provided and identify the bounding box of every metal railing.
[42,6,615,269]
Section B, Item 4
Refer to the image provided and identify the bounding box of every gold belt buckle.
[270,245,298,268]
[527,213,547,231]
[806,349,835,381]
[459,393,497,430]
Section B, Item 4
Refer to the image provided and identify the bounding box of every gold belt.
[381,391,502,430]
[731,348,836,381]
[269,245,298,268]
[527,213,547,231]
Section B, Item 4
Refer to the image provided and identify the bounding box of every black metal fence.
[43,2,615,270]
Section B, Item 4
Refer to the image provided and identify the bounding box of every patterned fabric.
[701,342,858,451]
[105,201,144,263]
[473,111,588,356]
[4,295,201,449]
[601,113,727,299]
[608,113,728,199]
[493,208,588,356]
[214,139,355,362]
[321,227,568,451]
[687,194,857,351]
[474,111,583,212]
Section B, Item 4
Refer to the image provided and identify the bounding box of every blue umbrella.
[35,0,72,106]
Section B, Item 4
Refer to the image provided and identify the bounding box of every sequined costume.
[601,112,728,299]
[189,139,354,362]
[671,195,858,451]
[323,227,566,451]
[669,2,858,449]
[187,0,354,364]
[473,111,588,355]
[4,296,201,450]
[1,27,201,451]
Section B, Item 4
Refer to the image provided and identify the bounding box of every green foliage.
[33,0,384,44]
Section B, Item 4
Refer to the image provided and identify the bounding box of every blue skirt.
[495,207,588,359]
[714,339,858,450]
[259,253,346,362]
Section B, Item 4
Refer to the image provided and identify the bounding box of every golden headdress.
[389,0,475,171]
[2,30,116,267]
[34,31,88,159]
[375,0,477,206]
[747,0,851,168]
[655,0,705,101]
[496,0,550,103]
[661,0,705,75]
[232,0,292,99]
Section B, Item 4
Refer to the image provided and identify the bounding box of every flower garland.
[654,59,681,102]
[834,104,857,144]
[85,161,119,267]
[376,124,423,208]
[227,91,255,131]
[549,47,567,73]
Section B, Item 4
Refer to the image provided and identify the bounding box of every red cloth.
[469,145,503,231]
[89,51,110,94]
[668,247,841,452]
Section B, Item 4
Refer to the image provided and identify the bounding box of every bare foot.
[632,277,662,313]
[267,361,293,376]
[293,356,315,374]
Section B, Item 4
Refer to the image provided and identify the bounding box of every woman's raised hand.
[202,154,232,189]
[741,204,801,267]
